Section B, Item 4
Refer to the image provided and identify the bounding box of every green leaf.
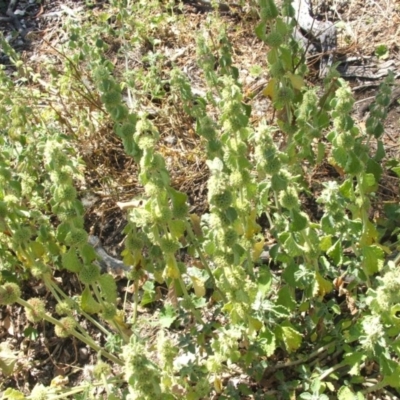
[381,357,400,387]
[168,219,186,239]
[2,388,25,399]
[313,271,333,297]
[362,245,384,275]
[0,342,18,376]
[283,234,304,257]
[392,166,400,178]
[275,17,289,36]
[158,305,177,328]
[271,305,291,318]
[255,22,267,41]
[343,352,366,376]
[258,267,272,295]
[281,324,302,352]
[319,235,332,251]
[169,187,187,208]
[81,286,101,314]
[141,281,156,306]
[339,179,353,198]
[375,44,389,59]
[327,240,343,265]
[290,209,308,232]
[206,157,224,173]
[30,241,45,258]
[337,386,360,400]
[259,328,276,357]
[24,326,39,341]
[374,140,385,162]
[277,285,296,311]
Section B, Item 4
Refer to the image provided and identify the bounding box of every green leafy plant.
[0,0,399,398]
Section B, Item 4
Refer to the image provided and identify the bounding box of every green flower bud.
[207,138,222,154]
[266,32,283,48]
[265,156,281,175]
[55,185,76,203]
[56,300,74,316]
[279,187,299,209]
[31,262,51,278]
[65,228,88,247]
[55,317,76,338]
[101,302,117,320]
[276,86,294,104]
[26,298,46,322]
[93,360,111,379]
[125,234,144,252]
[269,60,285,78]
[101,90,121,106]
[223,229,238,247]
[160,237,180,255]
[110,104,129,121]
[0,282,21,305]
[211,190,233,210]
[271,172,289,191]
[54,169,71,184]
[152,205,172,224]
[120,122,136,138]
[13,226,32,245]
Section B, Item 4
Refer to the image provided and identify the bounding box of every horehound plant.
[0,0,399,399]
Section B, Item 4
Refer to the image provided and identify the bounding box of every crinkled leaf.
[287,72,305,91]
[30,241,45,258]
[277,285,296,311]
[246,209,261,239]
[290,209,308,232]
[362,245,384,275]
[271,305,291,318]
[313,271,333,297]
[340,179,354,198]
[319,235,332,252]
[252,240,265,262]
[248,317,263,333]
[337,386,360,400]
[2,388,25,399]
[284,234,304,257]
[281,325,302,353]
[392,166,400,178]
[255,22,267,41]
[259,328,276,357]
[343,352,366,376]
[189,275,205,297]
[81,286,101,314]
[263,78,278,100]
[168,219,186,239]
[327,239,343,265]
[159,305,177,328]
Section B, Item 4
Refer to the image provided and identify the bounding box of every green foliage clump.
[0,0,398,398]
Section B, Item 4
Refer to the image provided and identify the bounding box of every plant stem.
[16,297,123,366]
